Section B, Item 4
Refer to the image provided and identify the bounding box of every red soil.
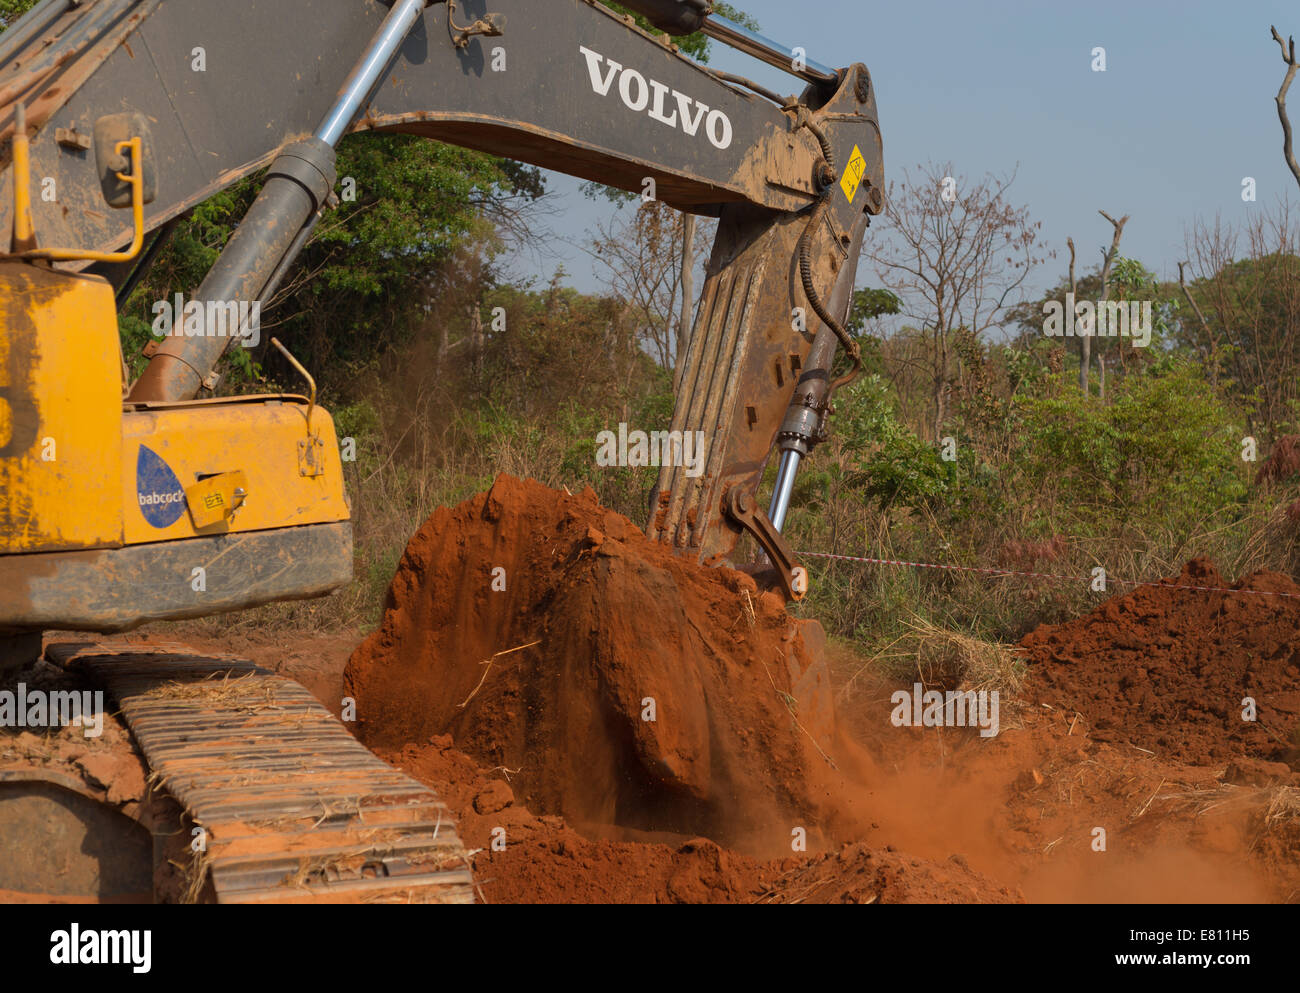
[343,477,1300,903]
[1020,558,1300,765]
[380,734,1017,904]
[345,474,843,850]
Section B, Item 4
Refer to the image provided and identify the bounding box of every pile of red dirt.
[345,474,846,850]
[1021,558,1300,765]
[1257,434,1300,484]
[381,734,1018,904]
[343,475,1300,902]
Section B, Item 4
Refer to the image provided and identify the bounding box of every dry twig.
[457,639,542,709]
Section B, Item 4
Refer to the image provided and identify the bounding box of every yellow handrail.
[270,337,317,435]
[7,102,146,264]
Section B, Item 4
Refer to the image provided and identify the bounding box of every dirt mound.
[1258,434,1300,484]
[345,474,842,849]
[1021,558,1300,764]
[381,735,1018,904]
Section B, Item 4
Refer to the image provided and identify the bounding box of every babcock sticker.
[136,445,186,528]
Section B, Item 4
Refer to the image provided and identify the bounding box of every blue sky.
[510,0,1300,300]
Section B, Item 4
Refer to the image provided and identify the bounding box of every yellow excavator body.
[1,262,123,553]
[0,260,352,633]
[0,261,473,904]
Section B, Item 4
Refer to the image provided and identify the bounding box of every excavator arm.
[0,0,884,602]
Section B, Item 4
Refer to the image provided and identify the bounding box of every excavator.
[0,0,883,902]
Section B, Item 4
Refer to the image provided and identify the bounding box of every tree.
[588,199,713,375]
[119,134,545,396]
[1091,211,1127,397]
[1009,244,1177,401]
[1178,206,1300,435]
[847,288,903,335]
[1271,25,1300,192]
[869,162,1047,442]
[1091,210,1129,396]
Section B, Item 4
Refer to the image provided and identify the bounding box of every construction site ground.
[27,475,1300,904]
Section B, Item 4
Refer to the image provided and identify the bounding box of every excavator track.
[47,642,474,904]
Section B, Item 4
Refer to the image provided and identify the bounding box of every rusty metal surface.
[721,485,802,601]
[0,0,825,258]
[0,521,353,633]
[0,1,158,130]
[48,642,474,904]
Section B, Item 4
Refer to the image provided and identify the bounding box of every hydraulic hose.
[795,115,861,395]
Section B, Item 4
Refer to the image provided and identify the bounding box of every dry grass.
[1262,785,1300,825]
[178,843,213,905]
[142,671,265,702]
[1157,781,1300,829]
[854,614,1027,698]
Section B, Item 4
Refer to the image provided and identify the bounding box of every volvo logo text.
[578,46,733,150]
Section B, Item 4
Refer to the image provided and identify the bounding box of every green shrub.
[1011,362,1250,537]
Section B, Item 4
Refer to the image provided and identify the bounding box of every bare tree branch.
[870,162,1047,440]
[1177,260,1211,333]
[1097,210,1130,290]
[1094,210,1129,399]
[585,201,711,372]
[1182,204,1300,432]
[1067,236,1085,392]
[1272,25,1300,192]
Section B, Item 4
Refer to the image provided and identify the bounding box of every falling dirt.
[380,733,1017,904]
[345,474,846,851]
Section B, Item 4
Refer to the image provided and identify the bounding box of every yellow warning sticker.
[184,469,247,530]
[841,144,866,204]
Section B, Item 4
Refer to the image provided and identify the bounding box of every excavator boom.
[0,0,883,580]
[0,0,876,242]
